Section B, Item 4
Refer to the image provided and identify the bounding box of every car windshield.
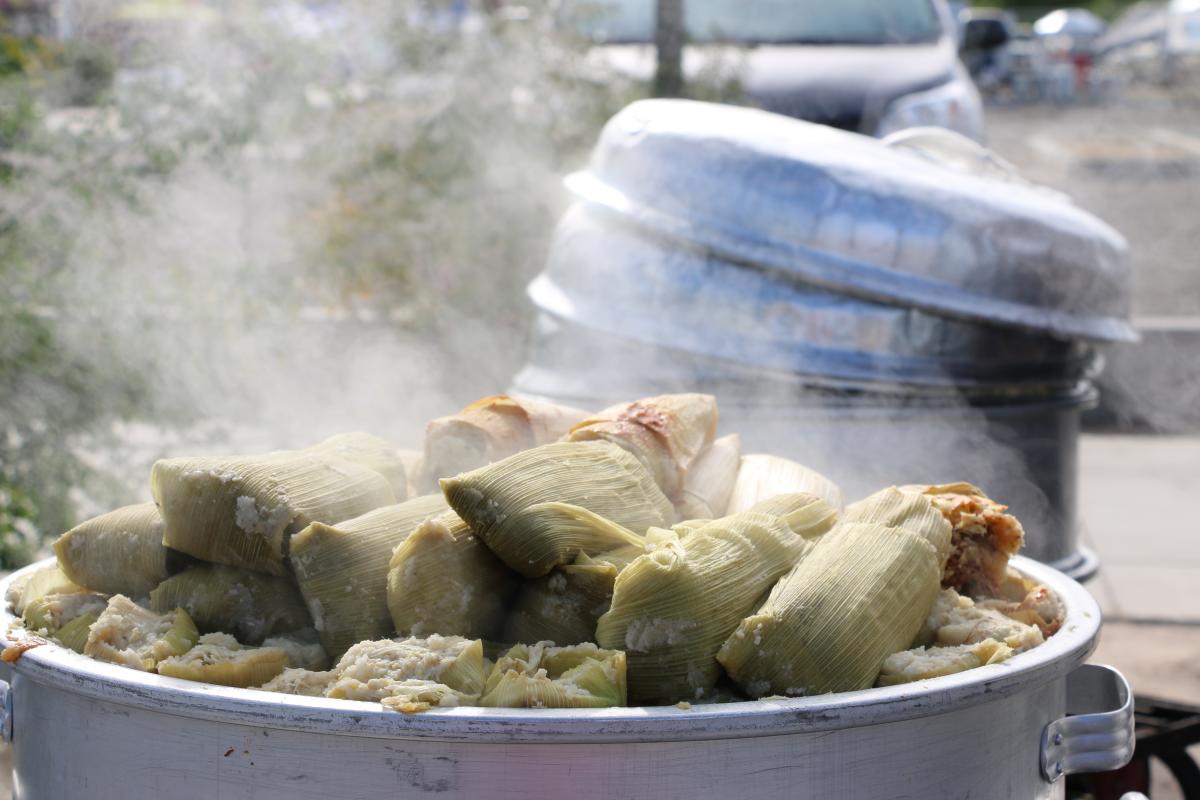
[560,0,944,45]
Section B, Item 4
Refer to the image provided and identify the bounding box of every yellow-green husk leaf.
[148,563,312,645]
[54,611,101,653]
[876,639,1013,686]
[386,512,517,640]
[289,493,448,658]
[480,642,626,708]
[23,591,107,635]
[746,493,839,540]
[440,441,673,577]
[13,565,86,616]
[52,503,172,597]
[306,432,409,499]
[725,454,843,513]
[596,511,808,704]
[675,433,741,520]
[151,449,396,575]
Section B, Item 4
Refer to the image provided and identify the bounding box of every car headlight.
[875,78,984,142]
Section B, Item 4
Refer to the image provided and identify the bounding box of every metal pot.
[0,556,1133,799]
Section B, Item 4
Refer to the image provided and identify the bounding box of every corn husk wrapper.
[876,639,1013,686]
[746,493,840,540]
[441,441,673,577]
[259,668,336,697]
[725,454,843,513]
[307,432,409,499]
[54,611,101,654]
[290,494,448,658]
[501,544,644,646]
[675,434,741,520]
[23,591,107,636]
[11,565,86,616]
[387,511,518,640]
[717,489,952,698]
[480,641,626,708]
[899,483,1025,594]
[327,635,485,704]
[84,595,200,671]
[148,564,312,645]
[157,632,288,688]
[421,395,589,488]
[565,393,718,500]
[596,512,809,704]
[52,503,174,597]
[397,449,425,499]
[151,449,396,575]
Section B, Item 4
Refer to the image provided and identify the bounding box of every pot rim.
[0,555,1099,743]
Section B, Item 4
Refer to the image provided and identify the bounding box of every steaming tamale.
[922,587,1044,652]
[326,635,486,706]
[899,483,1025,594]
[565,393,718,500]
[12,564,86,616]
[23,590,107,632]
[53,503,174,598]
[262,630,331,671]
[441,441,673,577]
[596,512,809,704]
[421,395,589,488]
[259,667,336,697]
[387,511,517,640]
[876,639,1012,686]
[724,454,843,513]
[289,493,448,658]
[976,577,1064,637]
[54,611,102,653]
[675,434,741,520]
[717,489,952,698]
[157,632,289,688]
[502,544,644,645]
[151,448,396,575]
[746,493,839,540]
[480,641,627,708]
[148,563,312,645]
[84,595,200,671]
[307,432,410,499]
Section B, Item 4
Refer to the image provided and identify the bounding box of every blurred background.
[0,0,1197,796]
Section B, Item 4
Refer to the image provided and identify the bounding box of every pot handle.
[1040,663,1135,782]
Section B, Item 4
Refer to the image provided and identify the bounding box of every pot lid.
[566,100,1134,342]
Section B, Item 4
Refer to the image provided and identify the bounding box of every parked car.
[957,7,1018,93]
[1097,0,1200,85]
[559,0,985,141]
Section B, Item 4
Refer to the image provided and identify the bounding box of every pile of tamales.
[7,393,1063,711]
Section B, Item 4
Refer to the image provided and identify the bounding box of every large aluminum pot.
[0,556,1133,799]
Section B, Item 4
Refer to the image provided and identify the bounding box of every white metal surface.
[0,556,1133,799]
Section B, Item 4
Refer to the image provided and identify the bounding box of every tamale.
[675,434,742,520]
[480,641,626,708]
[717,489,952,698]
[596,512,808,704]
[13,564,86,616]
[326,635,486,704]
[976,580,1064,637]
[23,591,107,637]
[53,503,174,597]
[876,639,1012,686]
[289,493,448,658]
[725,454,843,513]
[307,432,409,498]
[387,511,518,640]
[924,587,1044,652]
[259,667,336,697]
[899,483,1025,593]
[421,394,589,487]
[501,544,643,645]
[54,611,101,653]
[148,563,312,645]
[84,595,200,671]
[746,493,839,540]
[565,393,718,500]
[151,449,396,575]
[441,441,673,577]
[157,632,288,688]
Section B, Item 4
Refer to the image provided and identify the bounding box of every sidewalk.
[1079,433,1200,799]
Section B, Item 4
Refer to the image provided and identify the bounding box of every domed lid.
[566,100,1133,342]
